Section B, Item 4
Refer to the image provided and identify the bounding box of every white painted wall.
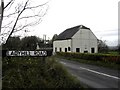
[53,39,71,54]
[72,29,98,53]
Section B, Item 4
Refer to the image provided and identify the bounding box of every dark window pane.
[65,48,67,52]
[68,47,71,51]
[91,48,95,53]
[76,48,80,52]
[60,48,62,52]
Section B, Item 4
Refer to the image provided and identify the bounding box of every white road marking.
[60,62,66,65]
[79,67,120,80]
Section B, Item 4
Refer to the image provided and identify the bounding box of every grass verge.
[2,56,84,89]
[55,55,120,70]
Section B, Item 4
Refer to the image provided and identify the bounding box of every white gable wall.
[72,29,98,53]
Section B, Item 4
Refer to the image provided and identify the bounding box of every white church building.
[53,25,98,54]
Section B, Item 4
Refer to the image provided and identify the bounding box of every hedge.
[56,52,120,64]
[2,57,83,88]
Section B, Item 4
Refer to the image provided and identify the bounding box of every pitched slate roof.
[56,25,90,40]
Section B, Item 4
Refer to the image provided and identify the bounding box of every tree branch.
[19,14,42,20]
[4,0,14,10]
[25,1,49,9]
[4,11,18,18]
[6,0,29,43]
[1,0,49,44]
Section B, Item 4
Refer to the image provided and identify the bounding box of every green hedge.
[56,52,120,63]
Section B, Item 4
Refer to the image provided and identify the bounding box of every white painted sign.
[6,51,47,57]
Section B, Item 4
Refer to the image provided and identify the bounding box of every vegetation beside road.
[56,52,120,70]
[2,56,83,89]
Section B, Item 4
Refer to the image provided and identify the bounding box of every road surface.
[57,58,120,89]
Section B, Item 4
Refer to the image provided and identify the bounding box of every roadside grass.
[2,56,84,89]
[107,51,119,55]
[55,55,120,70]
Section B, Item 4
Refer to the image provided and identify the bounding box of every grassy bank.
[2,56,84,89]
[56,52,120,70]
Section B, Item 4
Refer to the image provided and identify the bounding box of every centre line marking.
[79,67,120,80]
[60,62,66,65]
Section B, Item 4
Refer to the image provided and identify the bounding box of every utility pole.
[43,34,46,45]
[42,34,47,63]
[0,0,4,33]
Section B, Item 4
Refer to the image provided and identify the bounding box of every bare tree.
[0,0,4,32]
[98,39,109,53]
[0,0,49,44]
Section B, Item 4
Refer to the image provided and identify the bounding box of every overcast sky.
[1,0,119,46]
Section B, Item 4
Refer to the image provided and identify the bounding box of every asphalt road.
[57,58,120,89]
